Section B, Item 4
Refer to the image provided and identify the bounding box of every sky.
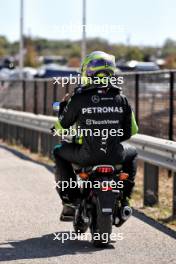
[0,0,176,46]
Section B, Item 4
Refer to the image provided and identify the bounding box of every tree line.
[0,36,176,68]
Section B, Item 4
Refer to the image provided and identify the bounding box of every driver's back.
[59,86,135,165]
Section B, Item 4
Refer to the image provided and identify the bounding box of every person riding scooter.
[53,51,138,221]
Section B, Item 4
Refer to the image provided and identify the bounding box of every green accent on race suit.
[75,136,83,144]
[54,120,78,138]
[131,111,138,135]
[54,120,64,133]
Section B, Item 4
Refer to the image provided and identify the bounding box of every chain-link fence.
[0,70,175,140]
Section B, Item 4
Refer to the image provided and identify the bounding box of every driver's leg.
[53,142,82,221]
[121,143,138,205]
[53,142,81,203]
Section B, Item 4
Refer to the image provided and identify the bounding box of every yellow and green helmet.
[81,51,116,86]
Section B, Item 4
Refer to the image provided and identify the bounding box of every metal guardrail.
[130,135,176,171]
[0,108,176,217]
[0,70,176,140]
[0,108,56,133]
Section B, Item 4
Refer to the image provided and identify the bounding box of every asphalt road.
[0,145,176,264]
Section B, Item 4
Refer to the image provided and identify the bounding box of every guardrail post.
[3,123,6,141]
[144,162,159,206]
[169,72,174,140]
[22,80,26,111]
[38,131,42,154]
[173,172,176,218]
[135,74,139,125]
[43,81,47,115]
[33,81,38,114]
[0,122,2,138]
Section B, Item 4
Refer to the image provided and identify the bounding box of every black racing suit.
[53,84,138,202]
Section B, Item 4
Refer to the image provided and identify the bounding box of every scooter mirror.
[52,101,60,112]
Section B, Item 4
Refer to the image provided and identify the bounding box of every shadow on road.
[0,144,54,174]
[133,210,176,240]
[0,231,114,262]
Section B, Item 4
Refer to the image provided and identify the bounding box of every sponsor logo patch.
[91,95,100,103]
[82,106,123,114]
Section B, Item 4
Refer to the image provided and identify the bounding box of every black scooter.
[72,163,132,247]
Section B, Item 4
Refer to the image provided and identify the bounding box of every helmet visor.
[87,59,115,68]
[86,59,115,77]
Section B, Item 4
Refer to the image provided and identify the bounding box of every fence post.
[66,82,69,94]
[22,80,26,111]
[144,162,159,206]
[135,74,139,125]
[43,81,47,115]
[33,81,38,114]
[173,172,176,218]
[169,71,174,140]
[53,82,57,102]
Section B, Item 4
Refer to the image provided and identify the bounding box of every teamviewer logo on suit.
[91,95,100,103]
[86,119,92,125]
